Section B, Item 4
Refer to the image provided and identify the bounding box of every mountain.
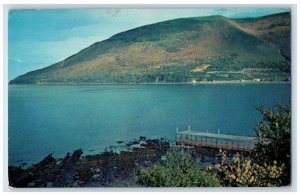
[10,12,291,84]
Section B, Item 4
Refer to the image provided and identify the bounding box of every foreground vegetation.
[137,149,220,187]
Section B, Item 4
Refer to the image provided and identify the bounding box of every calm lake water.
[8,84,291,166]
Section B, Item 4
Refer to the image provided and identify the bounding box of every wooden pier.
[176,128,257,151]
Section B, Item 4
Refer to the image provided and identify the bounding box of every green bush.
[136,150,220,187]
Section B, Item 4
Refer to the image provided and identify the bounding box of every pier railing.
[176,128,257,151]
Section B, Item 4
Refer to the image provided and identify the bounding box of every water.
[8,83,291,166]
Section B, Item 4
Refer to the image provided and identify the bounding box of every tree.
[253,104,291,185]
[136,149,220,187]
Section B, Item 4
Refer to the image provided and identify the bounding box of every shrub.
[136,150,220,187]
[214,150,285,187]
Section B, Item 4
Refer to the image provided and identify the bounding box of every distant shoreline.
[8,80,291,86]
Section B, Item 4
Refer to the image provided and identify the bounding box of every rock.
[95,168,100,173]
[73,181,79,187]
[46,182,53,187]
[54,149,83,186]
[34,154,56,168]
[213,163,221,172]
[132,140,139,145]
[139,136,146,141]
[27,182,35,187]
[72,149,83,159]
[92,174,101,180]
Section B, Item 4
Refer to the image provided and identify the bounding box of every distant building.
[253,78,262,82]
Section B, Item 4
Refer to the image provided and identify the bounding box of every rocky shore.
[9,137,171,187]
[8,136,245,188]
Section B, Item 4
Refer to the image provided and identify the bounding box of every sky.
[8,8,289,81]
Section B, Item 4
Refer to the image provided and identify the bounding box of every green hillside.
[10,12,291,84]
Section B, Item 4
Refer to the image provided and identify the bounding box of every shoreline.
[8,80,291,86]
[8,136,248,187]
[8,137,172,187]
